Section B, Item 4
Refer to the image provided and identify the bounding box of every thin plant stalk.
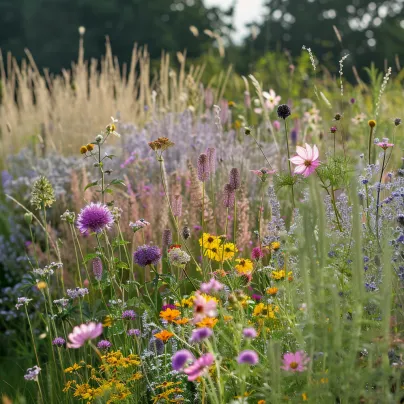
[284,119,295,208]
[375,149,387,246]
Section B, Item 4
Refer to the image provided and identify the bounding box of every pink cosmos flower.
[290,144,320,177]
[263,89,281,111]
[377,141,394,150]
[67,322,103,348]
[200,278,224,294]
[281,351,310,372]
[183,352,215,381]
[192,293,218,324]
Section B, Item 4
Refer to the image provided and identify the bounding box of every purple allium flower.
[223,183,235,208]
[133,245,162,267]
[24,366,41,381]
[197,153,210,182]
[92,257,103,281]
[189,327,213,343]
[52,337,66,347]
[172,349,195,371]
[97,340,112,350]
[237,350,259,365]
[172,195,183,217]
[229,168,240,190]
[67,322,103,348]
[122,310,136,320]
[183,353,214,381]
[242,328,257,339]
[330,126,337,134]
[206,147,217,174]
[76,202,114,235]
[200,278,224,294]
[251,247,264,260]
[127,328,141,337]
[162,229,173,250]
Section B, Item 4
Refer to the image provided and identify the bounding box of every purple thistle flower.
[172,349,195,371]
[206,147,217,174]
[122,310,136,320]
[242,328,257,339]
[172,195,183,217]
[237,350,259,365]
[133,245,162,267]
[197,153,210,182]
[97,340,112,350]
[92,257,103,281]
[229,168,240,190]
[76,202,114,235]
[223,183,235,208]
[251,247,264,260]
[189,327,213,343]
[162,229,173,250]
[127,328,141,337]
[67,322,103,348]
[52,337,66,347]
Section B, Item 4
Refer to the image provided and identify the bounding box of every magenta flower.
[330,126,337,134]
[281,351,310,372]
[200,278,224,294]
[290,144,320,177]
[189,327,213,343]
[183,352,214,381]
[67,322,103,348]
[251,247,264,260]
[237,350,259,365]
[377,141,394,150]
[76,202,114,234]
[242,328,257,339]
[192,293,218,324]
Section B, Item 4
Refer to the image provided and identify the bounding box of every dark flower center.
[290,362,298,369]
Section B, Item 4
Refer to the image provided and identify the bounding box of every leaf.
[110,179,126,187]
[115,261,129,270]
[105,154,115,160]
[84,181,98,191]
[104,188,113,194]
[83,253,99,264]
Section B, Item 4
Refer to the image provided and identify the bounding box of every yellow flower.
[196,317,218,328]
[235,258,254,275]
[65,363,82,373]
[156,381,181,389]
[222,242,238,260]
[204,243,221,261]
[86,143,94,151]
[271,269,286,280]
[267,287,279,295]
[103,315,113,327]
[159,308,181,322]
[302,393,308,401]
[173,317,189,325]
[154,330,174,342]
[270,241,281,251]
[223,315,233,322]
[129,372,143,381]
[253,303,277,319]
[287,271,293,282]
[258,401,266,404]
[80,145,88,154]
[63,380,77,392]
[175,296,195,307]
[199,233,218,249]
[36,281,47,290]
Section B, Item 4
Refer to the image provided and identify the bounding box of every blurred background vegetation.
[1,0,404,80]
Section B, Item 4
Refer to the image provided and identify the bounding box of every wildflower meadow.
[1,35,404,404]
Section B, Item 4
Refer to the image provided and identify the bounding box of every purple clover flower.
[97,340,112,350]
[133,245,162,267]
[122,310,136,320]
[76,202,114,235]
[237,350,259,365]
[242,328,257,339]
[52,337,66,347]
[127,328,141,337]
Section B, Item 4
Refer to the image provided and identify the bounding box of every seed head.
[80,145,88,154]
[223,183,235,208]
[277,104,291,120]
[368,120,376,128]
[394,118,401,126]
[229,168,240,190]
[334,113,342,121]
[197,153,210,182]
[30,176,56,210]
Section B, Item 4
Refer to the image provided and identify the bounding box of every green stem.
[368,126,374,165]
[284,119,295,208]
[375,150,386,246]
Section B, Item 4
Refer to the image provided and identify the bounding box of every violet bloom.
[190,327,213,343]
[52,337,66,347]
[97,340,112,350]
[237,350,259,365]
[122,310,136,320]
[197,153,210,182]
[251,294,262,301]
[172,349,195,371]
[133,245,162,267]
[242,328,257,339]
[183,353,215,381]
[24,366,41,381]
[251,247,264,261]
[76,202,114,235]
[290,144,320,177]
[67,322,103,348]
[200,278,224,294]
[281,351,310,372]
[127,328,141,337]
[129,219,150,233]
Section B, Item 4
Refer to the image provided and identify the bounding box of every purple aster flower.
[52,337,66,347]
[122,310,136,320]
[92,257,103,281]
[127,328,141,337]
[237,350,259,365]
[242,328,257,339]
[97,340,112,350]
[133,245,162,267]
[189,327,213,343]
[172,349,195,371]
[76,202,114,234]
[67,322,103,348]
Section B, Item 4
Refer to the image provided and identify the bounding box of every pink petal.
[295,146,308,160]
[294,165,307,175]
[312,145,319,161]
[305,144,313,160]
[290,156,305,165]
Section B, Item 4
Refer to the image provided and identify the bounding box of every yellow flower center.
[290,362,298,369]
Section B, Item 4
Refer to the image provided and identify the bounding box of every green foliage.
[316,156,352,191]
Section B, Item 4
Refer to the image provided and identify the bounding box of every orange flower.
[196,318,218,328]
[173,318,189,325]
[267,287,279,296]
[159,308,181,322]
[154,330,174,343]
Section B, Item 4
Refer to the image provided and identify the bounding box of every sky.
[205,0,265,41]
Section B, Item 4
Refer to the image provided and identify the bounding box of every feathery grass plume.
[223,183,235,208]
[339,54,350,96]
[206,147,217,174]
[197,153,210,182]
[229,168,240,190]
[30,176,56,210]
[375,67,392,119]
[172,195,183,217]
[320,92,332,109]
[302,45,317,71]
[333,25,342,43]
[162,229,173,250]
